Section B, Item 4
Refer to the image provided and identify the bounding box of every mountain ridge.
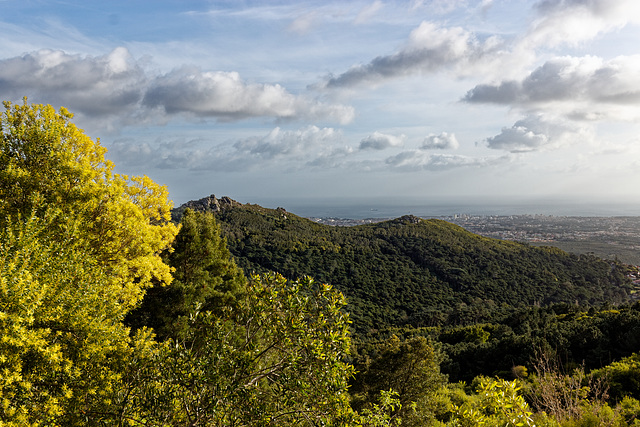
[173,195,633,331]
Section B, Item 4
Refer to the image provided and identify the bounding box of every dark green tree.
[127,208,246,340]
[351,335,448,426]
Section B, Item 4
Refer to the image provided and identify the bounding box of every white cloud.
[464,55,640,121]
[421,132,459,149]
[359,131,405,150]
[0,48,355,129]
[143,67,354,124]
[322,20,495,88]
[484,114,594,152]
[484,123,549,153]
[524,0,640,48]
[0,48,147,119]
[465,56,600,104]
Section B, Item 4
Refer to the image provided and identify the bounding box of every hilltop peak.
[394,215,423,224]
[172,194,242,221]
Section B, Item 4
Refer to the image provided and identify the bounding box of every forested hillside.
[169,196,640,426]
[175,195,633,332]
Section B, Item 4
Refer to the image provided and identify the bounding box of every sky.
[2,0,640,212]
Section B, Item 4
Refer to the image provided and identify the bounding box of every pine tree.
[127,209,246,340]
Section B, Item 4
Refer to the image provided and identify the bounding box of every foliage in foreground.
[0,213,134,424]
[0,99,178,424]
[0,100,400,425]
[0,212,394,425]
[121,273,356,425]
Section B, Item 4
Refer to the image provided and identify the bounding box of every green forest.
[180,200,632,330]
[4,100,640,426]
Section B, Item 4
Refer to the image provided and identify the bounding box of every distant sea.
[253,198,640,219]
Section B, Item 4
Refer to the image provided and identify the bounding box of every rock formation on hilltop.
[172,194,242,221]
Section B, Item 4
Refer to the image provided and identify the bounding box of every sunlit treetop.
[0,99,179,308]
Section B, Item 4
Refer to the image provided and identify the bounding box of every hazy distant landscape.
[256,195,640,218]
[296,200,640,265]
[451,214,640,266]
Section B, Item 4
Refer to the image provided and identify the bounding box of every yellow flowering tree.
[0,99,178,425]
[0,214,136,425]
[0,99,400,426]
[0,99,179,307]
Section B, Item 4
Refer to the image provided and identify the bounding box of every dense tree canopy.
[183,200,632,332]
[0,99,179,307]
[0,99,181,424]
[0,213,135,424]
[126,208,246,341]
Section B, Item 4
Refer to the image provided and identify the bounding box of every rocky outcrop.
[172,194,242,221]
[396,215,422,224]
[181,194,241,212]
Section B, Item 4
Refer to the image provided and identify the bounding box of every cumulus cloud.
[524,0,640,48]
[385,150,504,171]
[322,21,496,88]
[359,131,405,150]
[421,132,459,149]
[143,67,354,124]
[484,124,549,153]
[0,47,147,118]
[0,47,355,129]
[484,114,593,152]
[464,55,640,120]
[319,1,640,91]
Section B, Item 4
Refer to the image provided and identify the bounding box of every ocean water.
[259,198,640,219]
